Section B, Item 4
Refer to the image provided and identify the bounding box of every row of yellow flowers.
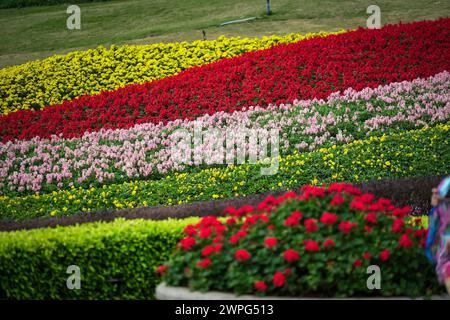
[1,123,448,220]
[0,31,344,115]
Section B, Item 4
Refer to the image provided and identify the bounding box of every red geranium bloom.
[364,225,373,233]
[235,249,251,261]
[363,252,371,260]
[156,265,167,275]
[224,207,237,216]
[264,237,278,249]
[201,245,216,257]
[399,234,413,248]
[328,182,347,193]
[226,218,237,226]
[284,211,303,226]
[379,249,390,261]
[320,212,338,225]
[254,281,268,291]
[199,227,212,239]
[352,259,362,268]
[273,271,285,287]
[360,193,375,204]
[197,258,212,268]
[236,230,247,238]
[420,238,427,248]
[304,240,320,251]
[330,193,345,206]
[308,186,326,197]
[256,202,268,212]
[369,202,385,212]
[393,206,411,218]
[414,229,427,238]
[244,215,261,226]
[183,224,197,236]
[339,221,357,234]
[377,198,392,207]
[237,205,254,216]
[304,218,318,233]
[284,249,300,262]
[391,218,404,233]
[229,235,239,244]
[199,216,221,227]
[179,237,196,251]
[364,212,377,224]
[215,225,226,235]
[323,239,335,248]
[350,199,366,211]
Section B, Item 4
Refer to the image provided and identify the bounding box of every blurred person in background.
[426,176,450,294]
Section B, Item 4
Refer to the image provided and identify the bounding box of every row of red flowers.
[2,19,450,142]
[158,183,441,297]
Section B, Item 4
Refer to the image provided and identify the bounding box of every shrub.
[160,184,442,297]
[0,217,197,299]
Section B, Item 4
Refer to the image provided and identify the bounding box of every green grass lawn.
[1,0,449,67]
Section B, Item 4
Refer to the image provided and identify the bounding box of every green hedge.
[0,217,197,299]
[0,0,110,9]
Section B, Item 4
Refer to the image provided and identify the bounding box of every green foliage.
[162,187,443,297]
[0,217,197,299]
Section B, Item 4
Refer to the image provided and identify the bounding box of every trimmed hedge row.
[0,0,109,9]
[0,217,197,299]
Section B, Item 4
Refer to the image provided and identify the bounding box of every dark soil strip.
[0,175,444,232]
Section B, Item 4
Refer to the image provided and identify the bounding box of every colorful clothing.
[426,176,450,284]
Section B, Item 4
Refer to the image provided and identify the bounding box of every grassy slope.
[1,0,449,67]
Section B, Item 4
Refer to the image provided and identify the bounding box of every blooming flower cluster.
[1,123,448,220]
[0,32,340,115]
[1,19,449,142]
[0,72,448,195]
[158,183,437,297]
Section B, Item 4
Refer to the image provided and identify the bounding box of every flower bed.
[1,19,449,142]
[1,72,448,196]
[158,184,442,297]
[0,32,337,115]
[1,123,448,220]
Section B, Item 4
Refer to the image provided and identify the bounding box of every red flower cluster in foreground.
[160,182,430,296]
[2,19,450,142]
